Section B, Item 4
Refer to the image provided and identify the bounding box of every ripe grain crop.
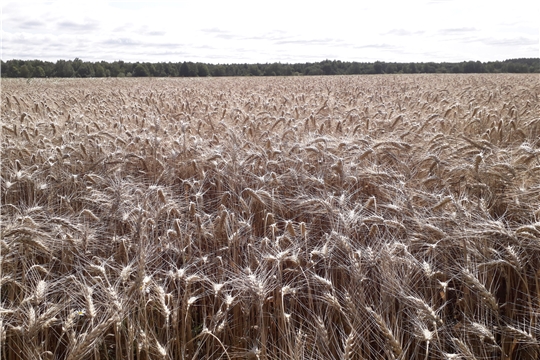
[1,74,539,359]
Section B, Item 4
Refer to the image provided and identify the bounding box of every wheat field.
[1,74,539,359]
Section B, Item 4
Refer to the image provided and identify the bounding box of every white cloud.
[1,0,538,63]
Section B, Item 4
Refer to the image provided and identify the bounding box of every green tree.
[248,64,261,76]
[165,63,178,77]
[33,66,46,77]
[6,63,20,77]
[180,62,189,76]
[109,62,122,77]
[423,63,437,73]
[304,65,323,75]
[436,66,447,73]
[386,63,397,74]
[180,62,198,77]
[72,58,83,72]
[264,63,282,76]
[373,61,383,74]
[63,63,75,77]
[145,63,157,76]
[346,62,362,74]
[76,63,94,77]
[19,64,33,78]
[463,61,475,73]
[154,63,165,76]
[463,61,485,73]
[365,64,376,74]
[187,62,198,76]
[197,63,209,77]
[94,64,106,77]
[211,65,226,77]
[282,65,293,76]
[133,64,149,77]
[4,58,537,78]
[321,60,336,75]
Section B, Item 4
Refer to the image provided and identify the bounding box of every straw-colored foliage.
[1,74,539,359]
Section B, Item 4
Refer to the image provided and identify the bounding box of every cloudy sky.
[1,0,538,64]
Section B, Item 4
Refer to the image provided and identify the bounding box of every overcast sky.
[1,0,538,64]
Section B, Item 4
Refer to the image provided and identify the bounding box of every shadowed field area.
[1,74,539,359]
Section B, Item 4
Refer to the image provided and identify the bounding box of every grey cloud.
[201,28,242,40]
[112,22,135,32]
[202,27,225,34]
[194,44,215,49]
[137,25,166,37]
[101,38,186,49]
[18,19,47,30]
[384,29,425,36]
[4,34,50,46]
[244,30,289,41]
[151,42,187,48]
[215,33,237,40]
[274,38,343,46]
[482,37,538,46]
[441,35,538,47]
[102,38,141,46]
[128,49,192,58]
[57,20,99,32]
[245,36,269,40]
[150,50,191,56]
[48,44,69,51]
[202,27,240,40]
[439,27,477,34]
[354,43,398,50]
[441,35,479,43]
[245,35,289,41]
[205,53,237,59]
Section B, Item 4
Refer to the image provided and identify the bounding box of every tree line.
[1,58,538,78]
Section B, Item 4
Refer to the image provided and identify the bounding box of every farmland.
[1,74,539,359]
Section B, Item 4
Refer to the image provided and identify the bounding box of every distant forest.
[1,58,538,78]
